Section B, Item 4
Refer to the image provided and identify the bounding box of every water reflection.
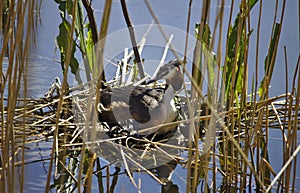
[104,161,179,193]
[21,0,300,192]
[48,151,180,193]
[161,181,179,193]
[157,161,179,193]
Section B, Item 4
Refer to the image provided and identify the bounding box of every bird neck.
[163,84,175,103]
[163,84,177,123]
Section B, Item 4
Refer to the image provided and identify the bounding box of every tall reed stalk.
[0,0,298,192]
[0,1,37,193]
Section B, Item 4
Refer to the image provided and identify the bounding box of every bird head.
[147,60,184,91]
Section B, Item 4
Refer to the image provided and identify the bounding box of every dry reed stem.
[0,1,298,192]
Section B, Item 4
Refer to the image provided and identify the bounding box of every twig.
[126,38,147,85]
[122,149,165,185]
[121,48,129,85]
[81,0,98,44]
[266,145,300,192]
[151,34,174,79]
[58,160,78,184]
[119,147,139,189]
[120,0,145,79]
[271,102,287,143]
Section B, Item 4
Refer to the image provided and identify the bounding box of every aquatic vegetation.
[0,0,299,192]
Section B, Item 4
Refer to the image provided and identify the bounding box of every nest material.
[1,78,299,171]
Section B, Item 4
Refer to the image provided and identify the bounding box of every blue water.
[20,0,300,192]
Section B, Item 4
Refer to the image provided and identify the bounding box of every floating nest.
[1,77,299,173]
[71,81,190,170]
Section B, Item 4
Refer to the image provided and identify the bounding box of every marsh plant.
[0,0,299,193]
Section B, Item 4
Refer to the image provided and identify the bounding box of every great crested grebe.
[97,59,184,141]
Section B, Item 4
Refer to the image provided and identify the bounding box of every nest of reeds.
[1,69,299,189]
[71,80,191,171]
[3,74,299,166]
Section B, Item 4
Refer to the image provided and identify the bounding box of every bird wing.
[99,86,165,124]
[129,86,164,123]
